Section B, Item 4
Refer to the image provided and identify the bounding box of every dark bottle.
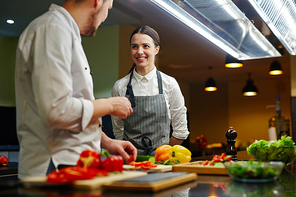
[225,127,237,161]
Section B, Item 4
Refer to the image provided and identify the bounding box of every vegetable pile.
[202,153,232,166]
[246,135,296,164]
[47,149,123,183]
[154,145,192,165]
[225,160,283,179]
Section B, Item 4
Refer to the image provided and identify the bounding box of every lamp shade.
[269,60,283,75]
[242,74,258,96]
[205,77,217,92]
[225,54,243,68]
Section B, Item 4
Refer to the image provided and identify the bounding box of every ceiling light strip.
[149,0,240,58]
[247,0,296,55]
[150,0,281,60]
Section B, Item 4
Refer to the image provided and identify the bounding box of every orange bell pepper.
[155,145,172,161]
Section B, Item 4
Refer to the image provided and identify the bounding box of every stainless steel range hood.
[149,0,281,60]
[247,0,296,55]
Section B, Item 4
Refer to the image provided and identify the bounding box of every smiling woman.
[111,25,190,156]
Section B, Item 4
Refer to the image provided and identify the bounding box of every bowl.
[250,146,296,165]
[224,161,284,182]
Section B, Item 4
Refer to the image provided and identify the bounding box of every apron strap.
[156,70,163,94]
[126,72,136,108]
[128,136,155,156]
[125,70,163,108]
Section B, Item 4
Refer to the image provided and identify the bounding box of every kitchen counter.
[0,151,295,197]
[0,162,18,176]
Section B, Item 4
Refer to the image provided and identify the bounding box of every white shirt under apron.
[111,67,189,141]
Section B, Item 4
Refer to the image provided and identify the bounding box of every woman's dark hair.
[128,26,160,73]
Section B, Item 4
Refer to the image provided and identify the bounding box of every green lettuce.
[246,136,296,164]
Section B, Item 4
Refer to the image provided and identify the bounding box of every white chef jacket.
[111,67,189,140]
[15,4,101,178]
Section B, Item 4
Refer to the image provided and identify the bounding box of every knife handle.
[57,164,76,170]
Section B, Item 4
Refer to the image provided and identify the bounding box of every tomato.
[212,155,223,162]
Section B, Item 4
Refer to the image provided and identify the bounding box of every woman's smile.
[136,56,147,62]
[130,33,159,75]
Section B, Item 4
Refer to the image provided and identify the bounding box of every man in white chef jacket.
[15,0,136,179]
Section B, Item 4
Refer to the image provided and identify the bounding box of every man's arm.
[169,136,184,146]
[101,132,137,161]
[91,97,133,122]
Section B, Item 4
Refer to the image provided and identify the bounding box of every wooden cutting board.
[173,161,228,175]
[20,171,147,190]
[102,172,197,192]
[123,164,172,172]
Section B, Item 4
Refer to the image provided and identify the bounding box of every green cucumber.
[214,162,224,167]
[136,155,156,164]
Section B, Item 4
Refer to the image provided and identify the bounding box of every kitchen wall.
[189,57,291,146]
[290,56,296,143]
[0,24,293,155]
[83,25,119,99]
[0,36,17,106]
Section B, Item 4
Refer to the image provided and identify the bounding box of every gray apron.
[124,70,170,156]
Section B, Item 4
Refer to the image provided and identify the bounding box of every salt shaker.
[225,127,237,161]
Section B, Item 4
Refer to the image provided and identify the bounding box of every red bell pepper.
[130,161,143,167]
[47,166,108,183]
[0,155,8,167]
[76,150,101,168]
[129,161,158,170]
[100,150,124,172]
[128,155,134,162]
[47,170,69,183]
[203,160,209,166]
[223,155,232,161]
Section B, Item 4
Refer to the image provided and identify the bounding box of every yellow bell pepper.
[169,145,192,163]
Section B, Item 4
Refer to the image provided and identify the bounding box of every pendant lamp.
[269,60,283,75]
[242,73,258,96]
[225,54,243,68]
[205,67,217,92]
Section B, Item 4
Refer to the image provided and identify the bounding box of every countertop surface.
[0,161,18,175]
[0,151,295,197]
